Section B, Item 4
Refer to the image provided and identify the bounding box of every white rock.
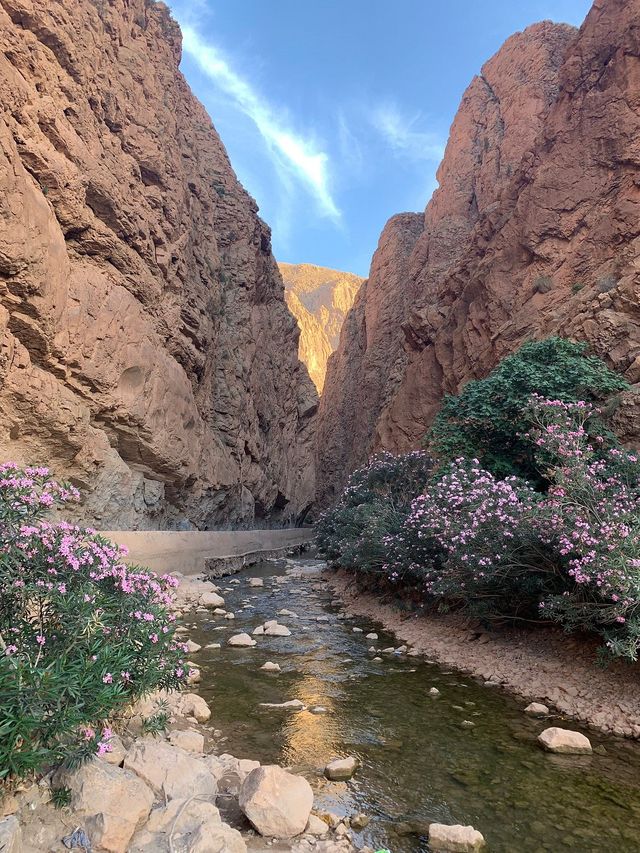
[316,615,330,622]
[179,693,211,723]
[306,814,329,836]
[260,661,281,672]
[428,823,486,852]
[200,591,225,608]
[538,727,592,754]
[56,759,154,853]
[168,729,205,753]
[525,702,550,716]
[0,816,21,853]
[224,612,236,620]
[429,687,441,696]
[259,699,305,710]
[372,656,383,662]
[205,642,221,649]
[264,619,278,628]
[264,623,291,637]
[381,647,395,654]
[249,577,264,587]
[323,756,358,781]
[186,668,201,685]
[239,765,313,838]
[278,608,298,618]
[394,645,408,654]
[134,796,246,853]
[253,625,265,635]
[124,740,217,801]
[352,627,363,633]
[309,706,328,714]
[185,639,201,653]
[213,607,227,615]
[366,633,378,640]
[229,633,257,647]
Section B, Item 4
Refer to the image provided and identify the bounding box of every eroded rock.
[239,765,313,838]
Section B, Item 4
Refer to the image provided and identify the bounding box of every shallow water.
[187,557,640,852]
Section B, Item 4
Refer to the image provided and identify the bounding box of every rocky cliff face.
[279,263,362,392]
[318,0,640,504]
[0,0,317,528]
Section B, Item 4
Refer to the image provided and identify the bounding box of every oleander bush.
[318,341,640,660]
[428,337,628,482]
[316,451,434,574]
[0,463,187,780]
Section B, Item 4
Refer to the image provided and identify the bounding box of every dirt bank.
[327,570,640,739]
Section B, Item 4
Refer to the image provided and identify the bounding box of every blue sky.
[166,1,592,277]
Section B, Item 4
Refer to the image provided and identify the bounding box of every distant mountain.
[279,263,363,392]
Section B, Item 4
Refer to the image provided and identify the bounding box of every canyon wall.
[279,262,362,393]
[318,0,640,504]
[0,0,317,529]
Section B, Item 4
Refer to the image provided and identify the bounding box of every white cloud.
[180,24,340,223]
[372,104,445,163]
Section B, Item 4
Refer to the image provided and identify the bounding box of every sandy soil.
[327,570,640,739]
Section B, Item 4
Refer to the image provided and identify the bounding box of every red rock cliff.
[318,0,640,504]
[0,0,317,528]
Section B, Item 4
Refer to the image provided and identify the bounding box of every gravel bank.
[327,569,640,739]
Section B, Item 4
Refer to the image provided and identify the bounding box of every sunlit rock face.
[319,0,640,505]
[279,263,363,393]
[0,0,317,528]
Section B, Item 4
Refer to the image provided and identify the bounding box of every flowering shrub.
[0,463,187,780]
[428,338,627,482]
[319,394,640,660]
[316,451,433,574]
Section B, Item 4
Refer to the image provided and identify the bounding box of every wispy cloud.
[180,24,340,223]
[371,104,445,163]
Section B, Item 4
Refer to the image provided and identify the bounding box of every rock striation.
[318,0,640,503]
[279,262,362,393]
[0,0,317,528]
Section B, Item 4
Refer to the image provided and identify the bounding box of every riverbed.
[186,556,640,852]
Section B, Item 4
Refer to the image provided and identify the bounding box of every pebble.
[260,662,281,672]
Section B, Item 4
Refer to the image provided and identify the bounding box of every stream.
[185,556,640,852]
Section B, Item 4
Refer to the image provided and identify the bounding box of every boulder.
[525,702,550,716]
[324,756,358,781]
[264,624,291,637]
[55,759,154,853]
[179,692,212,723]
[200,591,225,608]
[538,727,592,754]
[239,765,313,837]
[428,823,486,852]
[124,740,217,800]
[168,728,205,753]
[0,816,21,853]
[229,633,257,647]
[260,661,281,672]
[205,754,261,795]
[130,797,246,853]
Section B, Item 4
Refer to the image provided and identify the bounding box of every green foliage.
[427,338,628,481]
[0,464,187,782]
[50,786,72,809]
[316,451,433,574]
[141,709,170,737]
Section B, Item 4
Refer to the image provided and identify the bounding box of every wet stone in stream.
[184,557,640,853]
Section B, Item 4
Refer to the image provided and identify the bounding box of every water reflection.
[188,559,640,853]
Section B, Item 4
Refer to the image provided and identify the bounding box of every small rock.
[460,720,475,729]
[239,765,313,837]
[428,823,486,852]
[524,702,550,716]
[429,687,440,696]
[200,591,225,608]
[204,642,221,649]
[249,578,264,587]
[213,607,227,615]
[168,729,205,753]
[483,680,500,688]
[260,661,281,672]
[352,627,363,633]
[179,693,211,722]
[309,705,328,714]
[224,612,236,620]
[306,814,329,836]
[365,632,378,640]
[324,756,358,781]
[538,727,592,754]
[186,668,201,685]
[372,656,383,662]
[253,625,265,635]
[382,647,395,654]
[229,633,257,647]
[264,619,278,628]
[278,609,298,618]
[264,624,291,637]
[259,699,306,710]
[394,645,408,654]
[316,615,330,622]
[0,816,21,853]
[185,639,201,654]
[350,812,370,830]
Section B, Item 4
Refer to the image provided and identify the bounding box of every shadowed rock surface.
[0,0,317,529]
[318,0,640,504]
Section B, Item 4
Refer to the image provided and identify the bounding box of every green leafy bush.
[0,464,187,781]
[428,338,627,481]
[316,451,433,574]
